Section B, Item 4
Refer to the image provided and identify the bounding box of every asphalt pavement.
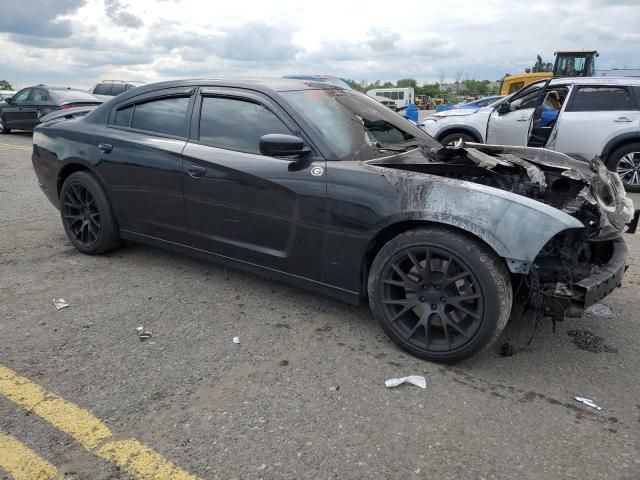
[1,132,639,480]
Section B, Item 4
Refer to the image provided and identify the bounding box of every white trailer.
[366,87,414,111]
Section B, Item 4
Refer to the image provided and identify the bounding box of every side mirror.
[3,97,12,104]
[259,134,310,158]
[497,102,511,114]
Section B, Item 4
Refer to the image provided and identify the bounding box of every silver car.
[421,77,640,191]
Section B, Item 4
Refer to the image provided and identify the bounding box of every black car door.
[3,88,32,128]
[181,88,327,281]
[22,88,53,129]
[97,87,195,243]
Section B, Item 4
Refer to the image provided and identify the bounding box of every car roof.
[108,77,345,102]
[548,76,640,86]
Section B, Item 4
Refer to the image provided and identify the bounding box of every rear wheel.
[368,227,512,363]
[439,132,475,146]
[607,143,640,193]
[0,116,10,134]
[60,171,120,254]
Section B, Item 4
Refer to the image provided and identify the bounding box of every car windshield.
[281,88,439,160]
[50,90,101,103]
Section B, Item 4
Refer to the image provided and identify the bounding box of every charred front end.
[371,141,637,322]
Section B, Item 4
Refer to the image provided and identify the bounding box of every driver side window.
[511,86,543,110]
[198,96,292,154]
[12,89,32,103]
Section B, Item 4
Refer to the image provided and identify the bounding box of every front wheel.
[439,132,475,146]
[60,171,121,254]
[368,227,512,363]
[607,143,640,193]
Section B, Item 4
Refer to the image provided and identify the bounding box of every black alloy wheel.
[379,245,484,353]
[62,183,101,248]
[60,171,121,254]
[368,227,512,363]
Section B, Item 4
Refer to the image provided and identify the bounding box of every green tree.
[396,78,417,88]
[0,80,13,90]
[382,81,394,88]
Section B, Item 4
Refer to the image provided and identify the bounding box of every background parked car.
[453,95,504,109]
[0,86,102,134]
[89,80,144,101]
[420,77,640,191]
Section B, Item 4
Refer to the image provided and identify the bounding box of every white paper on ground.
[385,375,427,389]
[53,298,69,310]
[575,396,602,410]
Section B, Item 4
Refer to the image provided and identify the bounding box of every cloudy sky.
[1,0,639,89]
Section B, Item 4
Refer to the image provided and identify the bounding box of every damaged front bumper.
[567,237,627,311]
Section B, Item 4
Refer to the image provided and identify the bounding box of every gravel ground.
[1,132,639,480]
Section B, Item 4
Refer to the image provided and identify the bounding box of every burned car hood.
[366,142,634,241]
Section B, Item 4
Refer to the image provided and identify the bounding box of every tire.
[606,143,640,193]
[0,116,10,134]
[439,132,475,146]
[368,226,512,364]
[59,171,121,254]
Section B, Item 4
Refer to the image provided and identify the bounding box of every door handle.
[187,165,207,178]
[98,143,113,153]
[517,116,529,122]
[614,117,633,123]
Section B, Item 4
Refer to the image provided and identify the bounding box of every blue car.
[455,95,504,109]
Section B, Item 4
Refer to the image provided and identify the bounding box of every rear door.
[181,88,327,280]
[22,88,54,128]
[486,82,545,145]
[552,85,640,160]
[99,87,195,243]
[2,88,32,128]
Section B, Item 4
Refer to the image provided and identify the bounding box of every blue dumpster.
[404,102,419,123]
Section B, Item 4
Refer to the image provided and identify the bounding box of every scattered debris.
[385,375,427,389]
[53,298,69,310]
[567,329,618,353]
[135,325,144,332]
[500,342,514,357]
[575,396,602,411]
[139,332,152,341]
[233,336,240,344]
[279,360,289,366]
[585,303,614,318]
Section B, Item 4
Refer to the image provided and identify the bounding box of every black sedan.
[31,78,635,363]
[0,86,102,134]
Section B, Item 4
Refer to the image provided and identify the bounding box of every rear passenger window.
[567,86,637,112]
[130,97,189,137]
[114,105,133,127]
[199,97,292,154]
[93,84,112,95]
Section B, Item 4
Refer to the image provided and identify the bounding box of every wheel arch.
[359,220,506,303]
[57,162,101,198]
[436,125,484,143]
[600,132,640,163]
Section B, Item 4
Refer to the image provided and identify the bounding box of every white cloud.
[0,0,638,89]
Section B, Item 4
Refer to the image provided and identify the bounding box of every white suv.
[421,77,640,191]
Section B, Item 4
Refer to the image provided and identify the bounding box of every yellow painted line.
[0,430,62,480]
[0,142,31,151]
[99,439,200,480]
[0,365,201,480]
[0,365,111,448]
